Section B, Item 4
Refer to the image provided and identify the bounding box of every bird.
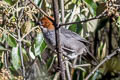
[38,16,97,62]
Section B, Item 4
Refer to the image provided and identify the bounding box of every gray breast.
[43,30,56,50]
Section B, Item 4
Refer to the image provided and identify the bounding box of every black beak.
[36,22,41,25]
[34,21,43,26]
[35,21,44,30]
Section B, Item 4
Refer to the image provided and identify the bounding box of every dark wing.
[61,28,90,45]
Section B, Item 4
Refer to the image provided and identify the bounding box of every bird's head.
[40,16,55,31]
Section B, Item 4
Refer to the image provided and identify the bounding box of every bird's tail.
[84,48,99,65]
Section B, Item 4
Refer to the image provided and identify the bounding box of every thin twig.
[73,64,91,68]
[4,41,8,69]
[113,4,120,7]
[53,71,60,80]
[0,27,18,41]
[65,61,71,80]
[52,0,65,80]
[66,5,77,28]
[28,0,49,17]
[60,9,107,26]
[16,2,26,80]
[17,19,26,80]
[4,51,8,68]
[84,48,120,80]
[20,26,39,41]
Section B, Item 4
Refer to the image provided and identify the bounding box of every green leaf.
[72,0,81,5]
[22,48,29,62]
[92,70,100,80]
[0,46,7,57]
[84,0,97,16]
[11,46,21,70]
[0,61,3,69]
[0,46,6,51]
[76,23,83,34]
[40,40,46,54]
[0,33,6,43]
[4,0,18,5]
[72,69,84,80]
[76,17,83,34]
[6,35,17,47]
[69,24,77,32]
[117,16,120,36]
[86,19,98,32]
[9,65,19,76]
[72,0,77,3]
[34,33,46,56]
[47,55,56,70]
[23,40,31,46]
[68,3,75,10]
[96,2,106,16]
[95,18,108,32]
[117,16,120,27]
[29,47,35,59]
[69,17,83,34]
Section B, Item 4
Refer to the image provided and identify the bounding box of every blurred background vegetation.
[0,0,120,80]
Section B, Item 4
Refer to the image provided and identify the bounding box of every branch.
[60,9,107,26]
[52,0,65,80]
[16,2,26,79]
[60,0,65,25]
[84,48,120,80]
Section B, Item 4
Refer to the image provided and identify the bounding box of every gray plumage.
[40,26,90,59]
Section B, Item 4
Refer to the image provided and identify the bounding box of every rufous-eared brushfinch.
[38,16,97,62]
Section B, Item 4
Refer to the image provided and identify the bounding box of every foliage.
[0,0,120,80]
